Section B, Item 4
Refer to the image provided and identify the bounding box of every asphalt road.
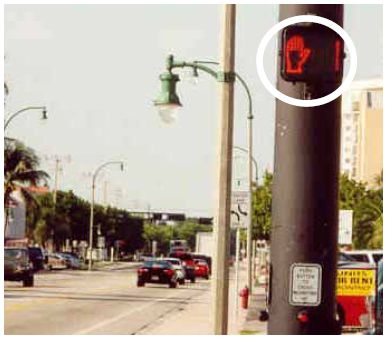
[4,262,210,335]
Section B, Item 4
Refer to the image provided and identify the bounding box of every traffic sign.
[231,210,246,229]
[281,24,344,83]
[289,263,322,306]
[231,191,249,227]
[338,210,353,245]
[231,191,250,206]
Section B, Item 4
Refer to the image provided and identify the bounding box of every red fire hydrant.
[239,286,249,309]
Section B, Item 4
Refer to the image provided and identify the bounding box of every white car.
[343,250,383,266]
[162,258,186,284]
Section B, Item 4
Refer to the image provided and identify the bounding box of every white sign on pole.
[338,210,353,245]
[231,211,246,229]
[232,156,249,192]
[289,263,322,306]
[231,191,249,205]
[231,191,250,218]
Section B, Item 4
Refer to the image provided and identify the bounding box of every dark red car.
[137,260,178,288]
[194,259,210,279]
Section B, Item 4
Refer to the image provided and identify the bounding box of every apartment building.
[340,79,383,187]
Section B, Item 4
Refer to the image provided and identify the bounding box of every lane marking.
[4,282,137,313]
[73,283,209,335]
[73,294,178,335]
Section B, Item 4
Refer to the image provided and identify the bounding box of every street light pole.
[88,161,124,271]
[234,146,258,184]
[154,58,255,298]
[53,158,60,209]
[188,65,255,294]
[4,106,47,131]
[234,142,254,294]
[234,145,260,287]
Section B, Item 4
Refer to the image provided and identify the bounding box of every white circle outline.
[256,15,357,107]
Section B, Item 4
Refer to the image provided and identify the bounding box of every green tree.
[252,171,273,240]
[174,221,212,250]
[26,190,144,252]
[250,171,383,249]
[339,174,383,249]
[4,139,48,234]
[142,222,172,254]
[142,220,212,255]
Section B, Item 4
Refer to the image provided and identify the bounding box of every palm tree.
[4,139,49,235]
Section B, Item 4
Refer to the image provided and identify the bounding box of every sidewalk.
[239,286,268,335]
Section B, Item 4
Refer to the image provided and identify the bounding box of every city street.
[5,262,247,335]
[5,262,211,334]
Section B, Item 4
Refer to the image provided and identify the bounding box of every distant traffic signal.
[281,24,344,83]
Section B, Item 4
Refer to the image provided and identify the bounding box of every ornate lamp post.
[154,54,256,293]
[88,161,124,271]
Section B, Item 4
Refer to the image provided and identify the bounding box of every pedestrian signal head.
[281,24,344,83]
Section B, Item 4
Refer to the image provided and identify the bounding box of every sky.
[4,4,383,217]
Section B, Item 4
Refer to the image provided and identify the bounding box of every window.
[367,90,383,109]
[352,101,360,111]
[349,254,369,263]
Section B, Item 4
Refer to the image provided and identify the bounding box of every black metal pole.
[268,4,343,335]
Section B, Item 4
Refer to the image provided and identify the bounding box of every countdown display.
[281,24,344,83]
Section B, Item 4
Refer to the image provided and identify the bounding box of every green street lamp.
[4,106,47,131]
[154,71,182,124]
[88,160,124,271]
[154,54,256,293]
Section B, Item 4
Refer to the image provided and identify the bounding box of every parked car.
[194,259,210,279]
[61,251,81,260]
[57,252,82,269]
[169,252,196,283]
[28,246,45,271]
[137,260,178,288]
[162,257,186,284]
[46,253,67,270]
[5,247,34,287]
[343,250,383,266]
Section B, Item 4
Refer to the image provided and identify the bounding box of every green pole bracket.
[217,71,236,83]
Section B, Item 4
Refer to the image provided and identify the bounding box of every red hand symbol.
[285,35,311,74]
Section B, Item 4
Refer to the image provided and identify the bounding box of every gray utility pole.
[51,158,60,252]
[212,4,236,335]
[268,4,343,334]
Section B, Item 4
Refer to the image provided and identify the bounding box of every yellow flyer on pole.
[336,268,376,296]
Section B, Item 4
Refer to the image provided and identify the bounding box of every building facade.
[341,79,383,187]
[5,190,26,239]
